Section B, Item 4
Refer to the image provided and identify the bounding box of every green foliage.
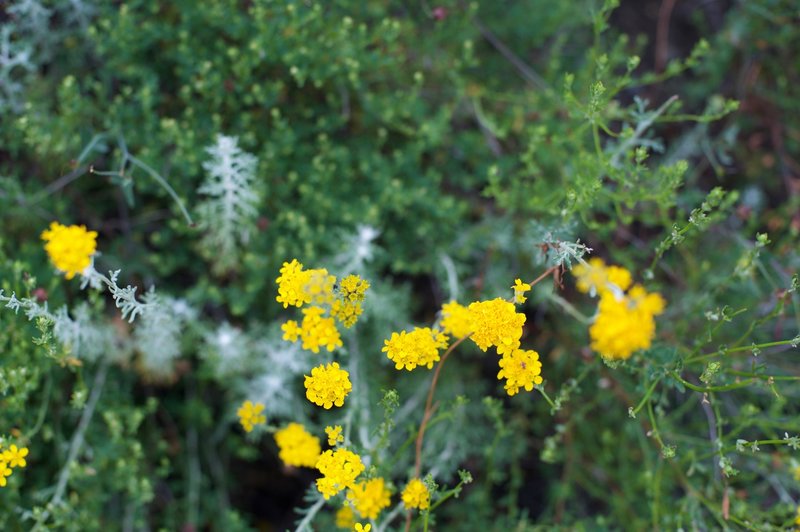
[1,0,800,530]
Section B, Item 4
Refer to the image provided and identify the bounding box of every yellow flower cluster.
[282,306,343,353]
[574,261,666,361]
[305,362,352,409]
[274,422,321,467]
[325,425,344,446]
[41,222,98,280]
[236,400,266,433]
[497,348,544,396]
[440,301,473,338]
[355,524,371,532]
[315,448,365,499]
[572,257,632,297]
[401,478,430,510]
[0,443,29,487]
[467,298,526,355]
[331,274,370,328]
[382,327,449,371]
[335,506,356,529]
[347,477,392,520]
[277,261,370,358]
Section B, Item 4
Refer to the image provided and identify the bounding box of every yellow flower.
[401,478,430,510]
[0,461,12,487]
[572,258,632,297]
[335,505,356,529]
[236,400,266,433]
[3,445,28,469]
[295,306,343,353]
[440,301,472,338]
[467,298,526,355]
[281,319,301,342]
[315,448,365,499]
[354,524,371,532]
[497,348,543,396]
[347,477,391,520]
[41,222,98,280]
[589,285,665,360]
[326,425,344,446]
[274,422,321,467]
[275,260,336,308]
[305,362,352,409]
[512,278,531,304]
[382,327,449,371]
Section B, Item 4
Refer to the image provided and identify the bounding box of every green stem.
[631,376,662,418]
[669,371,753,393]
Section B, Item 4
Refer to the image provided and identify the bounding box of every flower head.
[497,349,543,396]
[382,327,449,371]
[236,400,266,433]
[333,274,370,328]
[401,478,430,510]
[276,260,336,308]
[590,285,665,360]
[295,306,343,353]
[41,222,98,279]
[572,258,632,297]
[335,505,356,529]
[440,301,472,338]
[305,362,352,408]
[354,524,371,532]
[2,445,28,469]
[275,422,321,467]
[347,477,392,520]
[467,298,526,355]
[326,425,344,446]
[0,461,12,487]
[315,448,365,499]
[512,278,531,304]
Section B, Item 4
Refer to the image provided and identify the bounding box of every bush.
[1,0,799,530]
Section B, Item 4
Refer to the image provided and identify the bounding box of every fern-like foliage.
[196,134,259,274]
[0,26,35,113]
[133,290,190,380]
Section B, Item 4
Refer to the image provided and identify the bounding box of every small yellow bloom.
[3,445,28,469]
[572,258,632,297]
[401,478,430,510]
[354,524,371,532]
[589,285,665,360]
[325,425,344,446]
[335,505,356,529]
[296,306,343,353]
[467,298,526,355]
[41,222,98,279]
[440,301,472,338]
[236,400,266,433]
[315,448,365,499]
[305,362,352,409]
[281,320,301,342]
[512,278,531,304]
[0,461,12,487]
[275,260,336,308]
[347,477,391,520]
[275,422,321,467]
[497,348,543,396]
[382,327,449,371]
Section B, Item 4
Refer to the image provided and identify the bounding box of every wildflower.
[0,460,12,487]
[281,319,302,342]
[316,448,365,499]
[275,259,336,308]
[331,274,369,328]
[572,258,632,297]
[440,301,472,338]
[41,222,98,279]
[347,477,391,520]
[2,445,28,468]
[512,278,531,304]
[589,285,666,360]
[326,425,344,446]
[382,327,449,371]
[237,400,266,433]
[497,348,543,396]
[467,298,526,355]
[335,505,356,529]
[305,362,352,408]
[302,306,344,353]
[401,478,430,510]
[355,524,371,532]
[274,422,321,467]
